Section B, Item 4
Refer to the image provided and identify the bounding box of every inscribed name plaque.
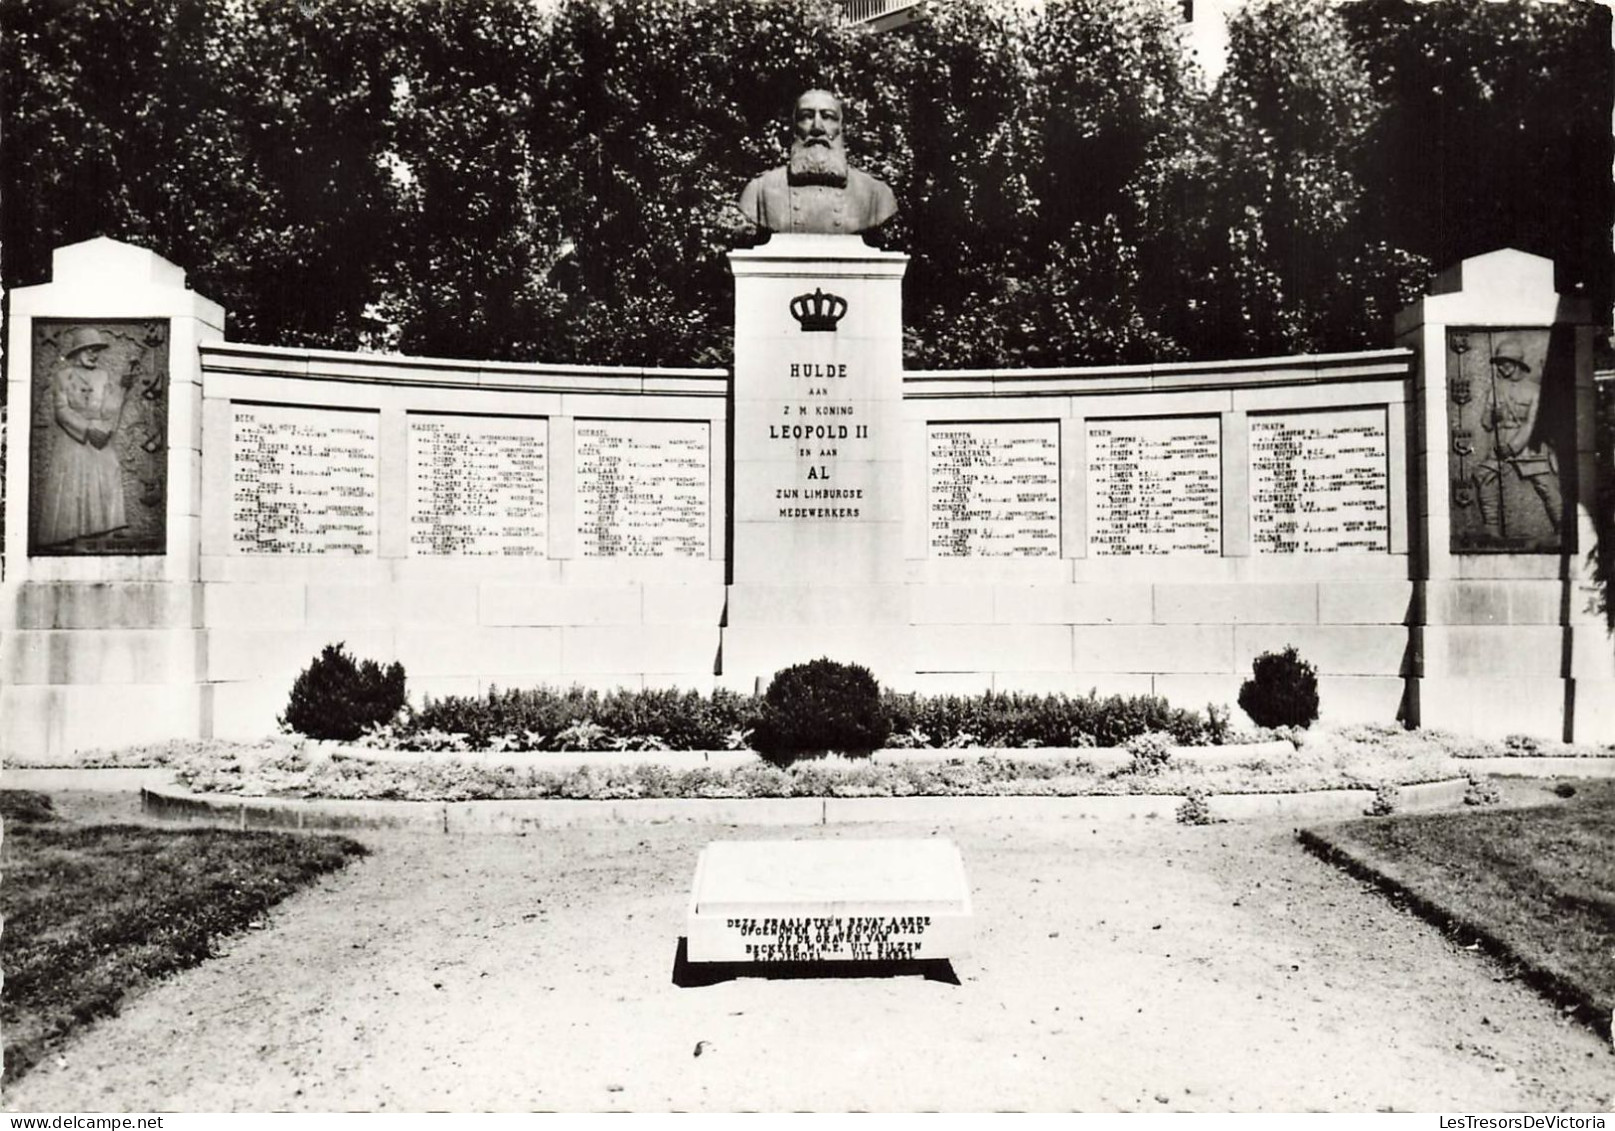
[685,839,973,964]
[230,403,378,555]
[1250,409,1389,553]
[408,414,547,556]
[1086,417,1220,555]
[928,422,1060,557]
[575,419,709,557]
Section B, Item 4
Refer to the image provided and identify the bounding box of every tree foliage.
[1,0,1608,370]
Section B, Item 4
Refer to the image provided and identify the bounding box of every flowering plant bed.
[81,724,1491,804]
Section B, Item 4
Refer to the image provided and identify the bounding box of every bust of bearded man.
[738,89,897,236]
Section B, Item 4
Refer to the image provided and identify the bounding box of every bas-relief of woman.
[36,326,133,546]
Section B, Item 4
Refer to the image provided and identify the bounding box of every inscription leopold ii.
[769,360,873,519]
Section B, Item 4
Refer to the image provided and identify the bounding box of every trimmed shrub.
[1176,787,1219,826]
[1237,646,1320,729]
[1366,782,1400,817]
[750,658,891,761]
[280,643,406,742]
[1463,773,1501,807]
[1121,731,1174,776]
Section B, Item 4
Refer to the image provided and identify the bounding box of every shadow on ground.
[669,937,960,987]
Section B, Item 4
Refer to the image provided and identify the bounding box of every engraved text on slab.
[230,403,379,555]
[1086,417,1220,556]
[928,421,1060,557]
[408,414,547,556]
[1250,408,1389,553]
[576,419,709,557]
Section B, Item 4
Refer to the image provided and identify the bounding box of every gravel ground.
[5,785,1612,1113]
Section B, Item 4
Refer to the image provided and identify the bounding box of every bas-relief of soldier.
[29,320,169,556]
[738,89,897,236]
[1445,327,1570,553]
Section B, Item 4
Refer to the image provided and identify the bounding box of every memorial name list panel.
[575,419,710,558]
[928,421,1060,557]
[1250,408,1390,554]
[407,413,548,557]
[230,402,379,555]
[1086,416,1220,556]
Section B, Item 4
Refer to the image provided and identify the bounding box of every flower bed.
[86,724,1480,804]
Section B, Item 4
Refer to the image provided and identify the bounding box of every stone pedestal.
[722,235,910,687]
[1,239,224,759]
[1394,248,1612,740]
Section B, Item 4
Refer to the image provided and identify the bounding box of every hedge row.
[376,684,1228,753]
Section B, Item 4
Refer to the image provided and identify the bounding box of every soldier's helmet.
[60,327,111,359]
[1490,334,1532,375]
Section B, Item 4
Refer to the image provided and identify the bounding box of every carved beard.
[788,138,849,186]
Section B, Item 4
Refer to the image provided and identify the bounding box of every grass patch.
[1299,779,1615,1040]
[1,791,367,1086]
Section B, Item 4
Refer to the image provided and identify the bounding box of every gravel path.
[6,790,1612,1112]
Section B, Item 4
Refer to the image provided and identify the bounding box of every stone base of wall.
[1,581,209,759]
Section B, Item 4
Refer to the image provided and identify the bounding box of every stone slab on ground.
[685,838,973,963]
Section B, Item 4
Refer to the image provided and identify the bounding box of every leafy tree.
[1342,0,1613,318]
[1178,0,1428,359]
[382,0,560,360]
[0,0,408,350]
[1,0,1605,374]
[513,0,864,365]
[897,0,1198,368]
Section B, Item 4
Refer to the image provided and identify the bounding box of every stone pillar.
[1394,248,1611,740]
[1,238,225,759]
[722,235,911,688]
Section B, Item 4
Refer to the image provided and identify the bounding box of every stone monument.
[2,239,224,758]
[685,839,974,965]
[1395,248,1612,739]
[723,91,911,688]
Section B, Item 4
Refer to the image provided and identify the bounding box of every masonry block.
[912,624,1072,672]
[207,679,291,741]
[563,624,721,674]
[1416,677,1567,740]
[1569,680,1615,743]
[992,584,1153,626]
[5,582,204,630]
[1317,581,1416,625]
[3,683,206,760]
[1153,673,1244,714]
[203,583,306,629]
[641,586,728,626]
[726,585,909,625]
[1153,583,1317,626]
[908,585,995,625]
[396,627,562,678]
[1424,580,1564,626]
[306,582,480,629]
[1071,625,1234,674]
[1420,625,1564,678]
[480,584,644,627]
[2,629,206,685]
[206,628,396,683]
[1314,676,1411,725]
[721,624,908,689]
[1234,625,1411,678]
